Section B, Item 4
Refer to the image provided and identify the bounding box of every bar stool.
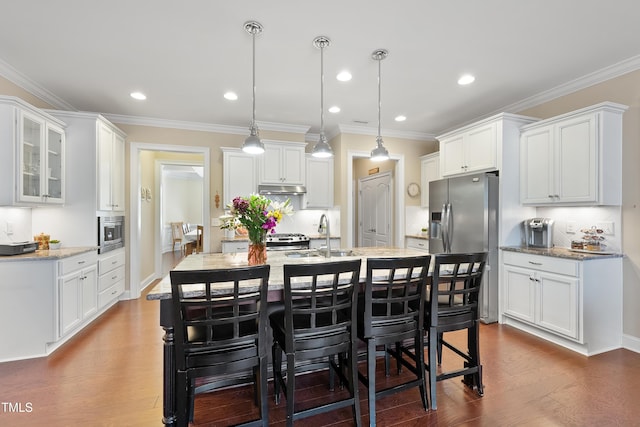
[424,252,487,410]
[170,265,270,427]
[270,260,362,426]
[357,256,430,426]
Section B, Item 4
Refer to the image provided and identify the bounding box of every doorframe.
[129,142,210,300]
[346,150,404,248]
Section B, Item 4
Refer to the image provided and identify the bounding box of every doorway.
[358,171,393,247]
[346,150,405,248]
[129,143,210,300]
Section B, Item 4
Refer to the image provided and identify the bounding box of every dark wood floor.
[2,251,640,426]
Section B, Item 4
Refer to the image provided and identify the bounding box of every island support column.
[160,298,176,426]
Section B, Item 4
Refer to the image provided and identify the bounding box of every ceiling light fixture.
[328,106,340,113]
[336,71,352,82]
[395,115,407,122]
[458,74,475,85]
[242,20,265,155]
[224,91,238,100]
[370,49,390,162]
[130,92,146,100]
[311,36,333,158]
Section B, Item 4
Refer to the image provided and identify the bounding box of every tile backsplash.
[536,206,622,252]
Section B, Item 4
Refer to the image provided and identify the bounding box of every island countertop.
[146,247,427,300]
[501,245,624,261]
[0,246,98,262]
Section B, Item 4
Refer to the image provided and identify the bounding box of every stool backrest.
[429,252,487,328]
[362,256,430,338]
[169,265,270,371]
[282,260,361,360]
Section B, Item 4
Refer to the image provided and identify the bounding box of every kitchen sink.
[284,249,355,258]
[284,251,321,258]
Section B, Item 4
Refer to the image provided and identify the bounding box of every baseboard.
[622,334,640,354]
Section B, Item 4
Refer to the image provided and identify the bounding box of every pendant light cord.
[320,41,325,137]
[377,56,382,141]
[251,28,256,128]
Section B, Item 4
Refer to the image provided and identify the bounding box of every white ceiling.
[1,0,639,140]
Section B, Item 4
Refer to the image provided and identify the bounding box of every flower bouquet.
[221,194,292,264]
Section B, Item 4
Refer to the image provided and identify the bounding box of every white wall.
[0,207,33,243]
[405,205,429,235]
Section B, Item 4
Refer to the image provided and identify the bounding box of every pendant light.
[242,21,265,154]
[370,49,390,162]
[311,36,333,158]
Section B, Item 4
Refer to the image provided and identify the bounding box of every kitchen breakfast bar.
[146,247,427,426]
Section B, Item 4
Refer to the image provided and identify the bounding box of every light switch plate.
[596,221,614,235]
[566,221,577,233]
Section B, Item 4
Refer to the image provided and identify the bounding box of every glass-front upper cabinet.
[17,110,65,204]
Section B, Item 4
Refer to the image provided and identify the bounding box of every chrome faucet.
[318,213,331,257]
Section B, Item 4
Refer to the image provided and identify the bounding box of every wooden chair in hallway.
[196,225,203,253]
[423,252,487,410]
[170,222,185,254]
[170,265,271,427]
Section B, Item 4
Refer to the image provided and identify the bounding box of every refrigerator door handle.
[447,202,453,253]
[442,203,451,253]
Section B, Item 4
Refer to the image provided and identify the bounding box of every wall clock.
[407,182,420,197]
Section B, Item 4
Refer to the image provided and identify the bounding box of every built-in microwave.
[98,216,124,254]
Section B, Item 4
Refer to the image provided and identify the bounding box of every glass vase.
[248,242,267,265]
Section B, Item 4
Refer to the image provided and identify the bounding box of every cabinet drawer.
[98,250,125,275]
[99,265,125,292]
[99,280,124,308]
[59,251,98,276]
[503,251,578,277]
[222,241,249,253]
[406,237,429,252]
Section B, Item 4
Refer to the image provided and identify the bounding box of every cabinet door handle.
[78,260,86,265]
[112,261,118,265]
[528,261,542,265]
[112,275,118,280]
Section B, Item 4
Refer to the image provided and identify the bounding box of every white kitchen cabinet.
[259,141,306,185]
[98,122,126,212]
[0,96,66,206]
[58,251,98,338]
[98,248,125,309]
[520,102,627,206]
[405,236,428,252]
[222,148,257,207]
[304,155,334,208]
[222,240,249,253]
[420,152,440,207]
[500,250,622,355]
[439,122,496,177]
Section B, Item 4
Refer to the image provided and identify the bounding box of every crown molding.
[338,124,435,141]
[0,58,76,111]
[497,54,640,115]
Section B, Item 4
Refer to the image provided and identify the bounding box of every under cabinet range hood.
[258,185,306,195]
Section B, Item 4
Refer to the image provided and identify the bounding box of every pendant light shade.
[312,36,333,158]
[242,21,265,155]
[370,49,389,162]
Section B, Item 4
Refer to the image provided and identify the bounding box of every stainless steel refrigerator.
[429,171,499,323]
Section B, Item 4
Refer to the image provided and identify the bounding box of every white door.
[358,172,392,247]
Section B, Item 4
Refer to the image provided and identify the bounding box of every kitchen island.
[147,246,427,427]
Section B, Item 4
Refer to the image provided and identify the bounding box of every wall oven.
[98,216,124,254]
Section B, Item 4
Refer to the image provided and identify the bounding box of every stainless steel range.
[266,233,310,251]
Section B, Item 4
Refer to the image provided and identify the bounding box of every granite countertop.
[406,234,429,240]
[220,236,249,243]
[0,246,98,262]
[501,246,624,261]
[147,246,427,300]
[307,234,340,240]
[221,234,342,243]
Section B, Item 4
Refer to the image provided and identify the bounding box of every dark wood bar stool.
[357,256,431,426]
[270,260,362,426]
[424,252,487,410]
[169,265,270,427]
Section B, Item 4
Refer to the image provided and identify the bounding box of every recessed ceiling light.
[130,92,146,100]
[458,74,475,85]
[395,115,407,122]
[328,106,340,113]
[224,91,238,101]
[336,71,352,82]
